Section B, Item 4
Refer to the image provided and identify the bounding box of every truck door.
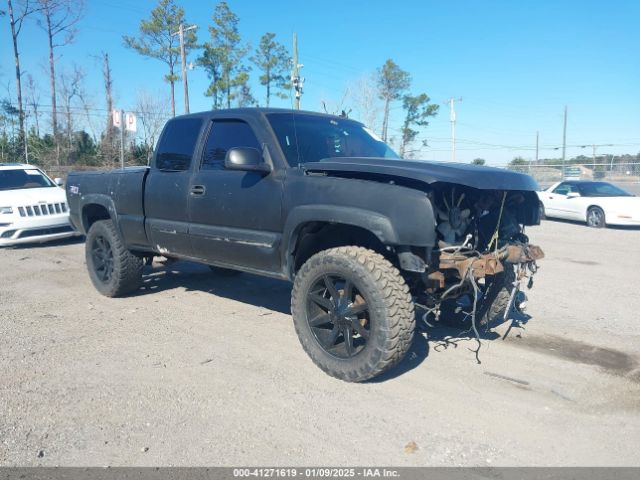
[188,116,284,273]
[145,117,204,257]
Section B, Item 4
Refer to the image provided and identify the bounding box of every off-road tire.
[291,246,415,382]
[208,265,242,276]
[438,265,515,329]
[477,265,516,327]
[85,220,143,297]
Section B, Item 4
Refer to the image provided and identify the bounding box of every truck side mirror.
[225,147,271,174]
[54,177,64,186]
[566,192,580,198]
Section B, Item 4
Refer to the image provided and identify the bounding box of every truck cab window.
[202,120,261,170]
[155,118,203,171]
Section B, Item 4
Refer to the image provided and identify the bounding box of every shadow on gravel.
[135,261,528,382]
[133,261,640,384]
[367,323,508,382]
[135,261,292,314]
[366,333,430,382]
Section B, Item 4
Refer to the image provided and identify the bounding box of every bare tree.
[135,89,170,164]
[320,86,352,117]
[24,73,40,136]
[58,65,84,150]
[100,53,114,142]
[76,79,97,144]
[7,0,40,159]
[95,51,119,166]
[350,73,382,133]
[36,0,84,142]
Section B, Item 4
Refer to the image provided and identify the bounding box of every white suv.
[0,163,80,246]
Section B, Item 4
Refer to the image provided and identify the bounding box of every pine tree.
[123,0,196,117]
[377,59,411,142]
[251,32,291,107]
[199,2,250,109]
[399,93,438,158]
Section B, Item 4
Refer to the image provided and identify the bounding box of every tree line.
[1,0,440,170]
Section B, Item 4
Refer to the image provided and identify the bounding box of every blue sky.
[2,0,639,164]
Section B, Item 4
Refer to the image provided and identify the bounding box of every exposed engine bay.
[412,183,544,342]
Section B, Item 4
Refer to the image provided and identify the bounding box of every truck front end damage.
[302,159,545,332]
[411,183,544,332]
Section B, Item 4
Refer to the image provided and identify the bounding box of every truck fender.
[78,194,121,236]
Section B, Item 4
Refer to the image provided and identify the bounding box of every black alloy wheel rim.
[91,235,114,283]
[306,274,371,358]
[588,209,603,227]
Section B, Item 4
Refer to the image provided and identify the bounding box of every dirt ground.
[1,220,639,466]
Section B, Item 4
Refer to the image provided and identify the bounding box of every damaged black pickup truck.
[67,108,543,382]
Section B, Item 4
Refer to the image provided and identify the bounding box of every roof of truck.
[173,107,359,123]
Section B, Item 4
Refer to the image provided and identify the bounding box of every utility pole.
[119,109,125,169]
[561,105,567,179]
[446,97,462,162]
[291,32,304,110]
[171,23,197,114]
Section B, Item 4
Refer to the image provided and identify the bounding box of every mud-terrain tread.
[86,220,143,297]
[291,246,415,382]
[478,266,516,326]
[439,266,515,328]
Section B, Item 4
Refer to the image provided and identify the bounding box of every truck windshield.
[266,113,399,166]
[0,168,55,191]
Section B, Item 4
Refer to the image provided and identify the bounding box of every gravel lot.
[1,220,639,466]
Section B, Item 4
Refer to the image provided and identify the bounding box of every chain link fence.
[506,162,640,194]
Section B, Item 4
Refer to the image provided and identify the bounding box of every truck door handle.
[190,185,206,196]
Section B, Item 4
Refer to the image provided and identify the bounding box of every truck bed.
[66,167,150,249]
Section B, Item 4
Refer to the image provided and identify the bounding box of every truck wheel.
[291,246,415,382]
[477,266,516,327]
[85,220,143,297]
[439,266,515,329]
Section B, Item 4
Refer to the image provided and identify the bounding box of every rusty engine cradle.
[438,243,544,281]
